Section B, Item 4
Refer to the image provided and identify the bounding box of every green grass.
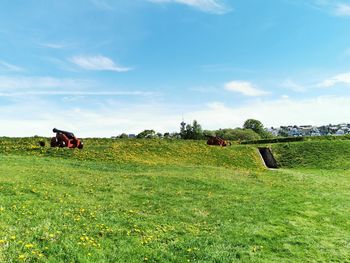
[271,140,350,169]
[0,138,349,262]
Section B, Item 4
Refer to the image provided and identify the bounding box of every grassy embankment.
[0,138,349,262]
[272,140,350,169]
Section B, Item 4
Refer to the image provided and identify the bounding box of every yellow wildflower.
[24,243,34,249]
[18,254,26,260]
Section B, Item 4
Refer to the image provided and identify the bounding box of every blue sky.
[2,0,350,136]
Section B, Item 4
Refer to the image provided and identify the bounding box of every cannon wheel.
[59,140,66,148]
[50,137,58,147]
[77,141,84,149]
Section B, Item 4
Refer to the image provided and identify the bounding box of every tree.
[180,120,204,140]
[168,132,181,139]
[137,130,156,139]
[184,124,192,139]
[191,120,204,140]
[243,119,273,139]
[243,119,264,134]
[180,120,186,138]
[118,133,129,139]
[203,130,215,137]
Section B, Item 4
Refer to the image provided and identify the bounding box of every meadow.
[0,138,349,262]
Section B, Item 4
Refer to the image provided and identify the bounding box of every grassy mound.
[0,138,264,170]
[272,140,350,169]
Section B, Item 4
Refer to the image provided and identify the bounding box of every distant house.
[128,134,136,139]
[310,127,321,137]
[267,127,279,136]
[330,126,338,132]
[336,129,345,136]
[288,127,302,137]
[299,125,312,129]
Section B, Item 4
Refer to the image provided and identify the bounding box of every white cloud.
[305,0,350,17]
[0,91,153,97]
[224,81,269,97]
[0,100,181,137]
[90,0,114,10]
[1,95,350,137]
[185,96,350,130]
[70,55,132,72]
[0,76,89,91]
[0,75,152,97]
[317,72,350,87]
[200,64,253,73]
[280,71,350,91]
[38,43,68,49]
[207,101,226,110]
[148,0,230,14]
[334,3,350,16]
[282,79,306,92]
[0,61,23,72]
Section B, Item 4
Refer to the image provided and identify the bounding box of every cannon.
[206,136,231,147]
[50,128,83,149]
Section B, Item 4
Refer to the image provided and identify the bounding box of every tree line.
[116,119,274,142]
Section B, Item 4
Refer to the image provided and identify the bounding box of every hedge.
[241,134,350,145]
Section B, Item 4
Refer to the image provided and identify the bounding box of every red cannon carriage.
[50,128,83,149]
[206,136,231,147]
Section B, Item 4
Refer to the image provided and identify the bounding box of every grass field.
[0,138,349,262]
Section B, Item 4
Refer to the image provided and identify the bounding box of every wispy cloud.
[0,91,153,97]
[90,0,114,10]
[2,95,349,137]
[185,96,350,130]
[282,79,307,92]
[334,3,350,16]
[0,61,23,72]
[303,0,350,17]
[38,43,69,49]
[280,71,350,92]
[224,81,269,97]
[200,64,253,73]
[43,57,79,72]
[317,72,350,87]
[0,75,152,97]
[0,76,89,90]
[70,55,132,72]
[148,0,231,15]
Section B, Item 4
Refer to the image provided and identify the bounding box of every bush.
[215,128,261,141]
[241,134,350,145]
[137,130,156,139]
[241,137,304,144]
[118,133,129,139]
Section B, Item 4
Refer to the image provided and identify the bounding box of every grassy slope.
[0,138,349,262]
[271,140,350,169]
[0,138,264,170]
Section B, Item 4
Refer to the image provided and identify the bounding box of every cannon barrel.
[53,128,75,138]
